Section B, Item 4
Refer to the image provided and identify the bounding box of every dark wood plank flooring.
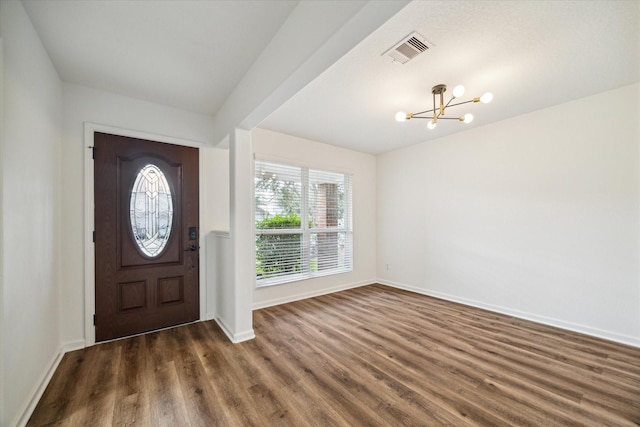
[28,284,640,426]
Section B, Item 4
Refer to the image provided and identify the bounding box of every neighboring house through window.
[255,159,353,286]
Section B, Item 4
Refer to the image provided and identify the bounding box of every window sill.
[256,268,353,288]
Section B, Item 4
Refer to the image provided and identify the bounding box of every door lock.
[189,226,198,240]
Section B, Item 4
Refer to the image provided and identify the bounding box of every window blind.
[255,160,353,286]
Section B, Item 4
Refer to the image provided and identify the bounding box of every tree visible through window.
[255,160,352,286]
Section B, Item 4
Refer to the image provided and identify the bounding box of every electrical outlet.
[386,263,390,271]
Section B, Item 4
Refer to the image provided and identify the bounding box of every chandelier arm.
[411,108,438,116]
[411,99,476,118]
[412,110,444,120]
[444,96,456,109]
[413,115,457,121]
[446,99,475,108]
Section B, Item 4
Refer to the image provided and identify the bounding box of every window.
[255,160,352,286]
[129,164,174,258]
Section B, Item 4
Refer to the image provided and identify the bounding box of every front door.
[94,132,199,342]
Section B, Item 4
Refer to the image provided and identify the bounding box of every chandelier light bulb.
[452,85,465,98]
[395,111,407,122]
[427,120,437,130]
[463,113,474,123]
[480,92,493,104]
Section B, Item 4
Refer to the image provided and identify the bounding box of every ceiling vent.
[384,32,431,64]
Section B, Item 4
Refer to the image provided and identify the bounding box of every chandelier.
[395,84,493,129]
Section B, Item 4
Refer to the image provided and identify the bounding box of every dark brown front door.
[94,132,199,342]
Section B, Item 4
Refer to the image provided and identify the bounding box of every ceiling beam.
[210,0,410,146]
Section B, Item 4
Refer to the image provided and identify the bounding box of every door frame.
[84,122,207,346]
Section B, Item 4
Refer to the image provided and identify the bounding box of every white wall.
[202,147,230,232]
[252,128,377,308]
[61,83,224,347]
[206,231,231,320]
[201,147,230,326]
[377,84,640,346]
[0,1,63,425]
[0,34,4,427]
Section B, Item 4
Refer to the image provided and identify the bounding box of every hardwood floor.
[28,284,640,426]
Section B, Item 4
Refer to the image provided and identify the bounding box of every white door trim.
[84,122,207,347]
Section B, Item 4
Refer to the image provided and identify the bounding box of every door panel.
[94,132,199,342]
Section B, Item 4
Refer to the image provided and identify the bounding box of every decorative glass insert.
[129,164,174,257]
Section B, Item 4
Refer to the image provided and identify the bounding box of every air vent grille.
[407,36,428,52]
[384,32,431,64]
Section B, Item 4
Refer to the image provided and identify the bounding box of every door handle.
[184,244,199,252]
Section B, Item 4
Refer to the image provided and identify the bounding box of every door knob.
[184,244,198,252]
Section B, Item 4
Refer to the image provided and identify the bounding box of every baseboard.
[214,317,255,343]
[13,347,65,427]
[232,329,256,343]
[62,339,86,353]
[252,279,373,310]
[378,279,640,348]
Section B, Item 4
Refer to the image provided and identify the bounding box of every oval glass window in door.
[129,164,174,257]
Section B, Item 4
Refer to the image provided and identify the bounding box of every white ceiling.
[261,0,640,153]
[21,0,640,155]
[21,0,299,115]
